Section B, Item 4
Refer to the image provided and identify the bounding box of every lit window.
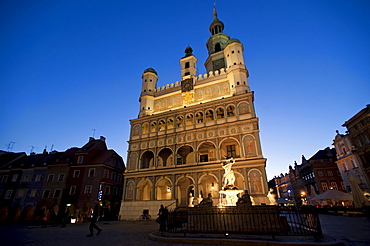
[321,182,328,191]
[331,182,338,190]
[30,189,37,197]
[17,189,25,197]
[34,174,42,182]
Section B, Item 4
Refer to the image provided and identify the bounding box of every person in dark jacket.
[158,204,168,231]
[86,200,102,237]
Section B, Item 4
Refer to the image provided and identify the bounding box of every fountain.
[218,157,244,206]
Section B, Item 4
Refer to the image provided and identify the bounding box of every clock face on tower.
[181,78,193,92]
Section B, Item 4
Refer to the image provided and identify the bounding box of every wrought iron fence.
[165,206,322,237]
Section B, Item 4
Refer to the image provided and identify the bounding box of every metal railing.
[165,206,322,237]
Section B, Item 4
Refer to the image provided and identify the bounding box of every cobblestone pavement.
[0,220,210,246]
[0,214,369,246]
[319,214,370,246]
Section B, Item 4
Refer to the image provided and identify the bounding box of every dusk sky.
[1,1,369,180]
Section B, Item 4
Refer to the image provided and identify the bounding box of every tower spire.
[209,2,224,35]
[213,2,217,20]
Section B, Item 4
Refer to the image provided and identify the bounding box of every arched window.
[141,151,154,169]
[196,112,204,123]
[205,110,214,122]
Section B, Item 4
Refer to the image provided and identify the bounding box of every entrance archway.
[176,177,194,207]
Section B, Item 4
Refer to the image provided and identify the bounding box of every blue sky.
[1,1,369,180]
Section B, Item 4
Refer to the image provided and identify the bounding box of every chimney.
[100,136,106,142]
[89,137,94,142]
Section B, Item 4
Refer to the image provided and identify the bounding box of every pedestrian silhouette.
[86,200,102,237]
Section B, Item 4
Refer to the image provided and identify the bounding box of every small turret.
[224,40,250,95]
[139,68,158,117]
[180,45,198,78]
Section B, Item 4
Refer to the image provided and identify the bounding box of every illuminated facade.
[119,8,269,220]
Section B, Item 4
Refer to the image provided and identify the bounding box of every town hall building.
[119,8,269,220]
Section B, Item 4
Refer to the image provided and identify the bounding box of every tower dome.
[209,7,224,35]
[143,67,157,75]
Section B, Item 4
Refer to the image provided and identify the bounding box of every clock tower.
[120,6,269,220]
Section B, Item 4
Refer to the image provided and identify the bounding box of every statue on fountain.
[219,156,244,206]
[222,156,236,188]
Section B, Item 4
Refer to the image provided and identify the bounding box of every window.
[200,154,209,162]
[105,186,110,195]
[318,171,324,177]
[104,170,109,178]
[351,160,358,168]
[111,172,116,180]
[84,185,92,194]
[88,168,95,178]
[343,163,348,171]
[58,173,65,182]
[118,174,122,182]
[17,189,25,197]
[30,189,37,197]
[47,174,55,182]
[215,43,221,52]
[11,174,19,182]
[226,145,236,158]
[1,175,8,183]
[23,175,29,182]
[73,170,80,178]
[341,182,346,191]
[185,62,190,69]
[113,187,118,196]
[5,190,13,199]
[327,170,333,176]
[34,174,42,182]
[321,182,328,191]
[53,189,62,198]
[77,156,84,164]
[331,182,338,190]
[42,189,51,199]
[69,185,76,195]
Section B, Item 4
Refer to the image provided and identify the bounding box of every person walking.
[60,206,70,228]
[158,205,168,232]
[41,209,50,228]
[86,200,102,237]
